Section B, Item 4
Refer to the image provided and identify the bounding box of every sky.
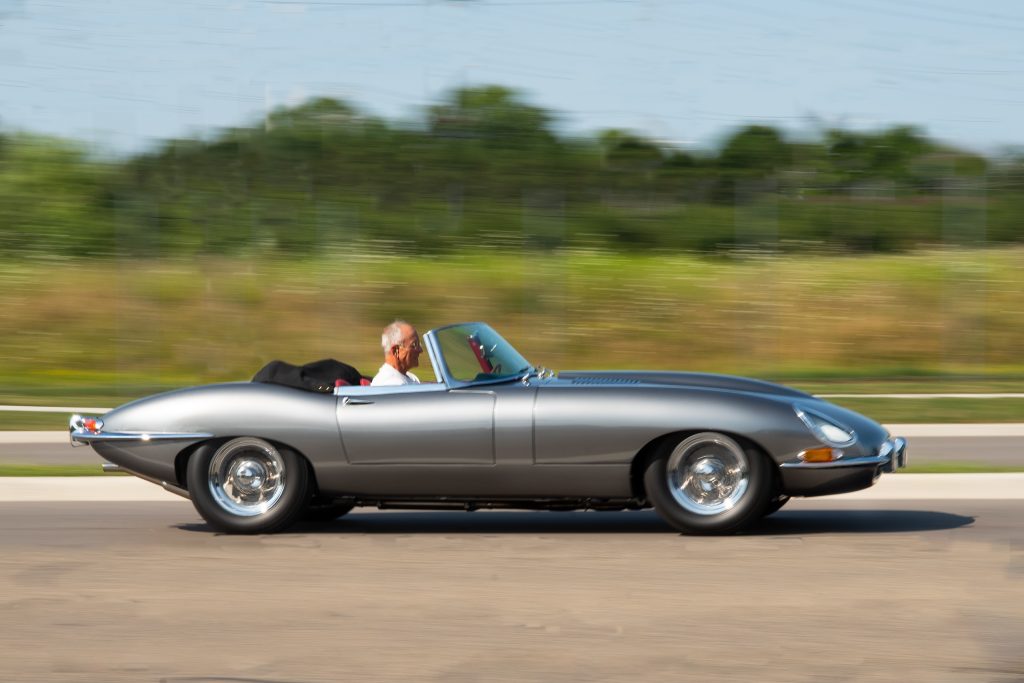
[1,0,1023,156]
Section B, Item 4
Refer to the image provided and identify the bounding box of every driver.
[371,320,423,386]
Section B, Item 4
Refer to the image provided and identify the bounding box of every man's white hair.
[381,320,411,353]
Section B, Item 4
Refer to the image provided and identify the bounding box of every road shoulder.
[2,473,1023,502]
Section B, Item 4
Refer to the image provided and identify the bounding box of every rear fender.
[175,436,322,500]
[100,382,342,467]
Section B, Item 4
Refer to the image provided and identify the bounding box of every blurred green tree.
[1,89,1020,259]
[427,85,557,148]
[719,125,793,173]
[0,133,113,255]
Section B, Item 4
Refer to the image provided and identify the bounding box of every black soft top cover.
[252,359,365,393]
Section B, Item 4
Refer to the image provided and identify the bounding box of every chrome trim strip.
[423,328,449,386]
[335,383,446,397]
[793,404,858,448]
[779,454,891,470]
[70,429,213,445]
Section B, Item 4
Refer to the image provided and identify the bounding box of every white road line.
[0,477,182,502]
[1,473,1022,502]
[885,423,1024,437]
[0,432,76,444]
[818,393,1024,399]
[0,405,111,413]
[827,473,1024,500]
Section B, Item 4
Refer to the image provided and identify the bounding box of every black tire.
[764,495,790,517]
[643,432,772,534]
[187,437,309,534]
[302,500,356,522]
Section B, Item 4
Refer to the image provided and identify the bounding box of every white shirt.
[371,363,421,386]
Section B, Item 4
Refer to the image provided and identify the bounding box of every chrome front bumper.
[69,415,196,499]
[878,436,909,473]
[777,437,908,497]
[779,436,908,472]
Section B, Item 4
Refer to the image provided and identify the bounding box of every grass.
[791,378,1024,394]
[0,412,82,431]
[0,464,119,476]
[824,397,1024,424]
[1,248,1023,421]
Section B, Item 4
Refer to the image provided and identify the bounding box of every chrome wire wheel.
[666,433,750,516]
[207,437,287,517]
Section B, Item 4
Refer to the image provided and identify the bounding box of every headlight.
[794,405,857,447]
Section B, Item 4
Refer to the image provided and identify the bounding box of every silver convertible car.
[70,322,907,534]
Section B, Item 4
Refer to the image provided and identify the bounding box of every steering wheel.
[467,335,494,373]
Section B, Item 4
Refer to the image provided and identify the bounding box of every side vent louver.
[570,377,641,385]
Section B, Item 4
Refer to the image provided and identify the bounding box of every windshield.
[432,323,532,384]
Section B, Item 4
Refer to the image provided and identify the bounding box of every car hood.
[556,370,814,399]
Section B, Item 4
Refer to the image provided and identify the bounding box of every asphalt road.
[2,498,1022,682]
[3,434,1022,467]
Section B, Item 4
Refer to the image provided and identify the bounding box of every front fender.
[533,385,821,465]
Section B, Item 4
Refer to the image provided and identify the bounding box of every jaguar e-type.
[70,322,907,534]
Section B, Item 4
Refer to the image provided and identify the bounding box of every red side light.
[83,418,101,433]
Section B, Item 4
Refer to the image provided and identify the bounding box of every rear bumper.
[779,437,908,497]
[69,414,206,498]
[69,414,212,447]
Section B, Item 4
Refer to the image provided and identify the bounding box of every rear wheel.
[187,437,309,534]
[643,432,771,534]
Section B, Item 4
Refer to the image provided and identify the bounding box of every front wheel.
[303,499,356,522]
[187,437,309,534]
[643,432,771,534]
[764,494,790,517]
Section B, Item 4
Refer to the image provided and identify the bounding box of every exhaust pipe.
[100,462,190,499]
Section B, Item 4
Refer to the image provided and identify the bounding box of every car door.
[533,383,656,464]
[337,384,495,465]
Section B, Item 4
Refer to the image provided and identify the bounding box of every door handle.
[342,397,375,406]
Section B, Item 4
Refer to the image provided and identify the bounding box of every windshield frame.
[423,322,534,389]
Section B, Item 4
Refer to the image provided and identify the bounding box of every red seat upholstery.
[335,378,373,387]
